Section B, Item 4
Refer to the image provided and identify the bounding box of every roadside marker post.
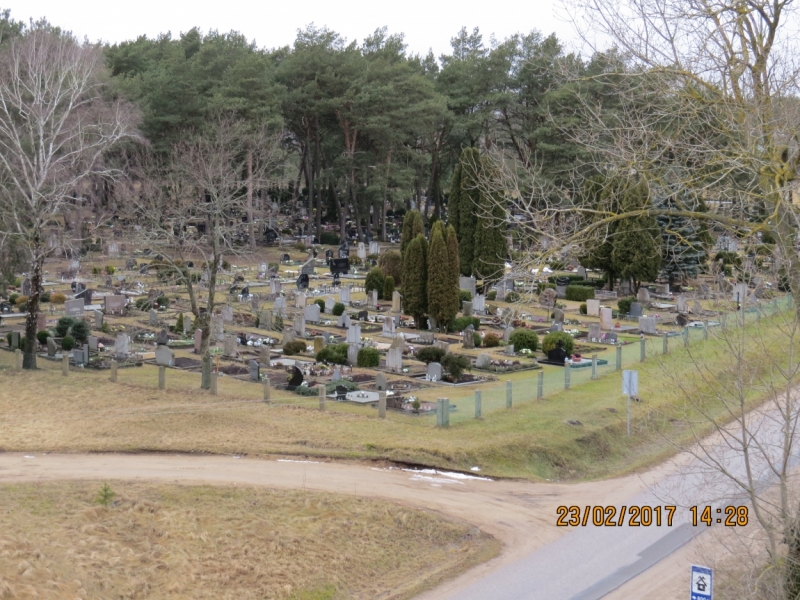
[690,565,712,600]
[623,370,638,437]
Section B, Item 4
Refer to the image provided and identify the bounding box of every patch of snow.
[277,459,322,464]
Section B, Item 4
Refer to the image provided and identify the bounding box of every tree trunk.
[247,150,255,247]
[314,127,323,241]
[23,245,43,370]
[200,231,221,390]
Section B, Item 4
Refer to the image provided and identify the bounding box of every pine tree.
[446,225,461,326]
[611,181,662,291]
[655,189,709,287]
[457,148,481,276]
[448,163,463,231]
[402,234,428,327]
[472,157,508,284]
[427,222,454,328]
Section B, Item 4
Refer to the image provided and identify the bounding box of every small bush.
[156,295,170,308]
[315,299,325,311]
[349,256,363,267]
[101,322,111,334]
[36,330,50,345]
[416,347,446,364]
[105,265,116,275]
[8,293,19,304]
[61,335,75,351]
[357,347,380,367]
[294,241,307,251]
[483,333,500,348]
[15,295,27,306]
[714,251,742,266]
[51,293,66,304]
[542,331,575,356]
[579,303,587,315]
[71,320,90,343]
[459,289,472,303]
[442,354,470,381]
[565,285,595,302]
[316,343,349,365]
[383,276,395,301]
[505,291,520,303]
[282,340,308,356]
[473,332,482,348]
[509,329,539,352]
[617,297,635,315]
[175,313,184,333]
[95,483,115,507]
[55,316,76,338]
[364,267,385,296]
[451,316,481,331]
[486,290,497,301]
[40,292,51,303]
[332,302,345,316]
[379,251,402,284]
[92,266,102,275]
[320,231,340,246]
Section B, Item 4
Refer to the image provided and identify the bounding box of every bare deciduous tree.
[0,24,138,368]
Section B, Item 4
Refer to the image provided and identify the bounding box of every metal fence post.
[683,327,689,348]
[703,320,708,340]
[537,371,544,399]
[616,345,622,371]
[14,349,22,371]
[210,372,218,395]
[319,385,327,412]
[591,354,598,380]
[662,334,669,354]
[110,360,118,382]
[506,380,512,409]
[378,391,386,418]
[475,390,482,418]
[158,366,166,390]
[437,398,450,427]
[62,354,69,376]
[263,376,271,402]
[640,338,646,362]
[565,362,571,390]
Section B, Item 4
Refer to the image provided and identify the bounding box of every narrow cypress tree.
[446,225,461,325]
[400,210,424,258]
[472,158,508,284]
[611,181,662,291]
[402,234,428,327]
[427,222,451,328]
[458,148,481,276]
[655,189,709,287]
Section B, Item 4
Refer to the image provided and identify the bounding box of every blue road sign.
[691,565,712,600]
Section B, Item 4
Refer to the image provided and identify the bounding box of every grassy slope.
[0,312,792,481]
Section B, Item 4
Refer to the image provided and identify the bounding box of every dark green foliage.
[565,285,595,301]
[448,163,463,233]
[320,231,340,245]
[379,251,402,285]
[473,332,482,347]
[282,340,308,356]
[655,189,709,285]
[135,298,153,311]
[382,276,395,302]
[445,225,461,327]
[61,335,75,351]
[332,302,345,316]
[457,148,481,276]
[400,211,424,258]
[8,293,18,304]
[611,181,662,289]
[176,313,184,333]
[316,343,348,365]
[542,331,575,355]
[364,267,385,297]
[55,317,76,338]
[36,331,50,345]
[486,290,497,301]
[483,333,500,347]
[459,289,472,303]
[714,251,741,266]
[314,299,325,311]
[505,291,520,303]
[357,347,380,367]
[441,353,470,381]
[40,292,51,303]
[416,347,445,364]
[402,234,428,324]
[472,157,508,283]
[617,297,635,314]
[156,295,170,308]
[427,222,455,329]
[509,329,539,352]
[71,321,90,344]
[451,316,481,331]
[579,303,587,315]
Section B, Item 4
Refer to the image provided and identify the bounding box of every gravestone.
[462,325,475,349]
[553,308,564,323]
[295,293,307,309]
[629,302,643,317]
[330,258,350,275]
[699,283,711,298]
[357,310,368,321]
[676,313,689,327]
[462,301,473,316]
[104,295,126,314]
[346,324,361,344]
[325,297,335,314]
[433,340,449,354]
[47,337,57,356]
[281,253,291,263]
[386,347,403,372]
[586,299,600,316]
[283,326,296,345]
[125,258,137,270]
[194,329,203,353]
[222,305,233,323]
[296,273,310,291]
[21,278,31,296]
[115,333,129,356]
[287,366,304,389]
[303,303,321,324]
[476,353,491,369]
[183,314,192,333]
[293,314,306,336]
[503,327,512,343]
[212,314,224,341]
[637,288,651,304]
[37,312,46,332]
[94,310,103,330]
[339,286,351,304]
[156,329,169,345]
[550,323,563,332]
[313,336,325,354]
[357,242,367,260]
[428,316,437,330]
[249,360,260,381]
[417,331,434,344]
[369,241,380,255]
[605,332,618,344]
[223,334,237,358]
[676,296,688,313]
[619,280,632,296]
[473,294,486,312]
[325,249,334,264]
[260,346,270,365]
[506,344,515,356]
[555,285,567,299]
[639,316,657,334]
[692,300,703,314]
[539,288,557,308]
[270,279,282,295]
[600,307,613,329]
[337,313,351,328]
[427,362,442,382]
[382,318,396,338]
[273,297,287,316]
[391,291,401,313]
[149,309,158,326]
[347,343,359,366]
[375,372,387,391]
[655,283,670,295]
[732,283,748,303]
[156,345,174,367]
[589,323,601,341]
[367,290,379,310]
[332,273,341,287]
[65,299,84,317]
[73,347,86,365]
[88,336,99,352]
[301,259,315,275]
[577,266,587,279]
[10,331,19,349]
[78,289,94,306]
[459,276,477,297]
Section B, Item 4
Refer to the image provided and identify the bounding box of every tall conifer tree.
[402,234,428,327]
[427,221,455,328]
[446,225,461,325]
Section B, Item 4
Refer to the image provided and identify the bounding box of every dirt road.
[0,451,703,598]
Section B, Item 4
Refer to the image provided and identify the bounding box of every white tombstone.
[273,296,287,316]
[676,296,688,313]
[586,299,600,317]
[637,287,651,304]
[357,243,367,260]
[472,294,486,312]
[270,279,282,294]
[382,318,396,338]
[459,276,477,297]
[476,353,491,369]
[303,303,321,323]
[732,283,748,303]
[386,348,403,372]
[156,345,174,366]
[324,297,335,314]
[600,307,613,330]
[114,334,129,357]
[367,290,379,310]
[347,343,360,366]
[588,323,601,341]
[391,290,401,313]
[295,293,307,308]
[346,324,361,344]
[339,286,351,305]
[427,362,443,382]
[223,334,237,358]
[283,326,296,344]
[293,314,306,336]
[639,316,657,335]
[337,313,351,328]
[221,305,233,322]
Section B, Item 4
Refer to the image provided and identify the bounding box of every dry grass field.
[0,481,498,600]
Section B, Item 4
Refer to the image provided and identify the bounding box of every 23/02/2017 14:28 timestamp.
[556,505,749,527]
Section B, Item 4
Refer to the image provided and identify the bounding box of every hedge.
[451,316,481,331]
[416,347,445,364]
[316,343,349,365]
[509,329,539,352]
[565,285,595,302]
[282,340,308,356]
[617,297,635,315]
[357,347,380,367]
[542,331,575,356]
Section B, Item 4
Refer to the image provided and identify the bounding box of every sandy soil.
[0,451,699,599]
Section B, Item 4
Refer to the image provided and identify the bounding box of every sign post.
[690,565,712,600]
[622,370,638,436]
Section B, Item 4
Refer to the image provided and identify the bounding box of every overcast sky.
[5,0,581,57]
